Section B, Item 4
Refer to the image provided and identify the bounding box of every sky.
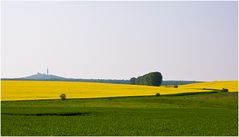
[1,1,238,81]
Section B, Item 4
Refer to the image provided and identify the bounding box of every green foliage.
[132,72,162,86]
[136,76,143,85]
[130,77,136,85]
[155,93,160,96]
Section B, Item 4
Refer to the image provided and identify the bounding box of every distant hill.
[2,73,130,84]
[2,73,201,85]
[22,73,67,80]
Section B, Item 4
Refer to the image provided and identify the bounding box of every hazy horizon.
[1,1,238,81]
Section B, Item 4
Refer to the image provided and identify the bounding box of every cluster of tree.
[130,72,163,86]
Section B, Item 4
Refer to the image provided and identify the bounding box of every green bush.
[222,88,229,92]
[60,93,66,100]
[155,93,160,96]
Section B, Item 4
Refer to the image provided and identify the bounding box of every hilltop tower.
[47,68,49,75]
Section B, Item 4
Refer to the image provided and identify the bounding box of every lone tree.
[130,72,163,86]
[60,93,66,100]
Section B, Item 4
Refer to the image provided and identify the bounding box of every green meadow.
[1,92,238,136]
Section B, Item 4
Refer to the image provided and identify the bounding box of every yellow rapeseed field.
[181,80,238,92]
[1,80,238,101]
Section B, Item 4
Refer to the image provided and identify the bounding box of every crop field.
[1,80,238,101]
[1,80,238,135]
[1,92,238,136]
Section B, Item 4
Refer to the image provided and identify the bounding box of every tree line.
[130,72,163,86]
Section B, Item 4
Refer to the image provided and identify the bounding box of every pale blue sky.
[1,1,238,81]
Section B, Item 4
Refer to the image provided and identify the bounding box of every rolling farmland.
[1,92,238,136]
[1,80,238,136]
